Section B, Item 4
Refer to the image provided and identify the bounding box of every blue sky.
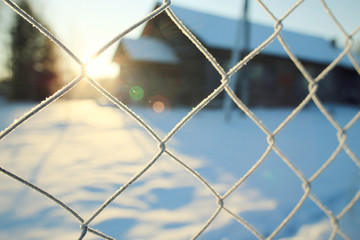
[1,0,359,79]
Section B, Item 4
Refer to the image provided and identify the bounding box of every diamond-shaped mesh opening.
[338,202,360,240]
[166,105,268,192]
[310,151,360,213]
[0,0,359,239]
[196,210,259,240]
[274,197,332,239]
[0,174,80,240]
[224,151,304,233]
[275,106,340,177]
[89,154,218,239]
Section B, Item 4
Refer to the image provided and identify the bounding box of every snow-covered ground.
[0,99,359,240]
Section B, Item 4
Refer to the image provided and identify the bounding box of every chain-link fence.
[0,0,359,239]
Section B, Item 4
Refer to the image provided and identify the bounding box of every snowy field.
[0,99,359,240]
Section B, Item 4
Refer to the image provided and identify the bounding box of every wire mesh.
[0,0,359,239]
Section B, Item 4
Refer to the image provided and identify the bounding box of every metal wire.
[0,0,359,239]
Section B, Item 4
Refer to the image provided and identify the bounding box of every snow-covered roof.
[120,37,179,64]
[170,5,357,68]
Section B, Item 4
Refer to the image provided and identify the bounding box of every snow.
[121,37,180,64]
[0,99,359,239]
[169,5,359,68]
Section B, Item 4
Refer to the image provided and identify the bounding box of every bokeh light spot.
[153,101,165,113]
[129,86,144,101]
[147,95,171,114]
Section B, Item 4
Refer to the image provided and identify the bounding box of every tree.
[9,1,59,101]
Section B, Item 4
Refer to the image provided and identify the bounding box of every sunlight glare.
[86,60,119,79]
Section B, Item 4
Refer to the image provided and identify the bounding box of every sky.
[0,0,359,79]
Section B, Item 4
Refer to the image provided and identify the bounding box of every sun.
[85,59,119,79]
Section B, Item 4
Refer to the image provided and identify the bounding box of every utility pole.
[224,0,250,122]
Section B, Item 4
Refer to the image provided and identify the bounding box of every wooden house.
[112,4,360,107]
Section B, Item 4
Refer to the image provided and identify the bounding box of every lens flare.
[153,101,165,113]
[148,95,170,114]
[129,86,144,101]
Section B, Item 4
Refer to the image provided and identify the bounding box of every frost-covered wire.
[0,0,359,239]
